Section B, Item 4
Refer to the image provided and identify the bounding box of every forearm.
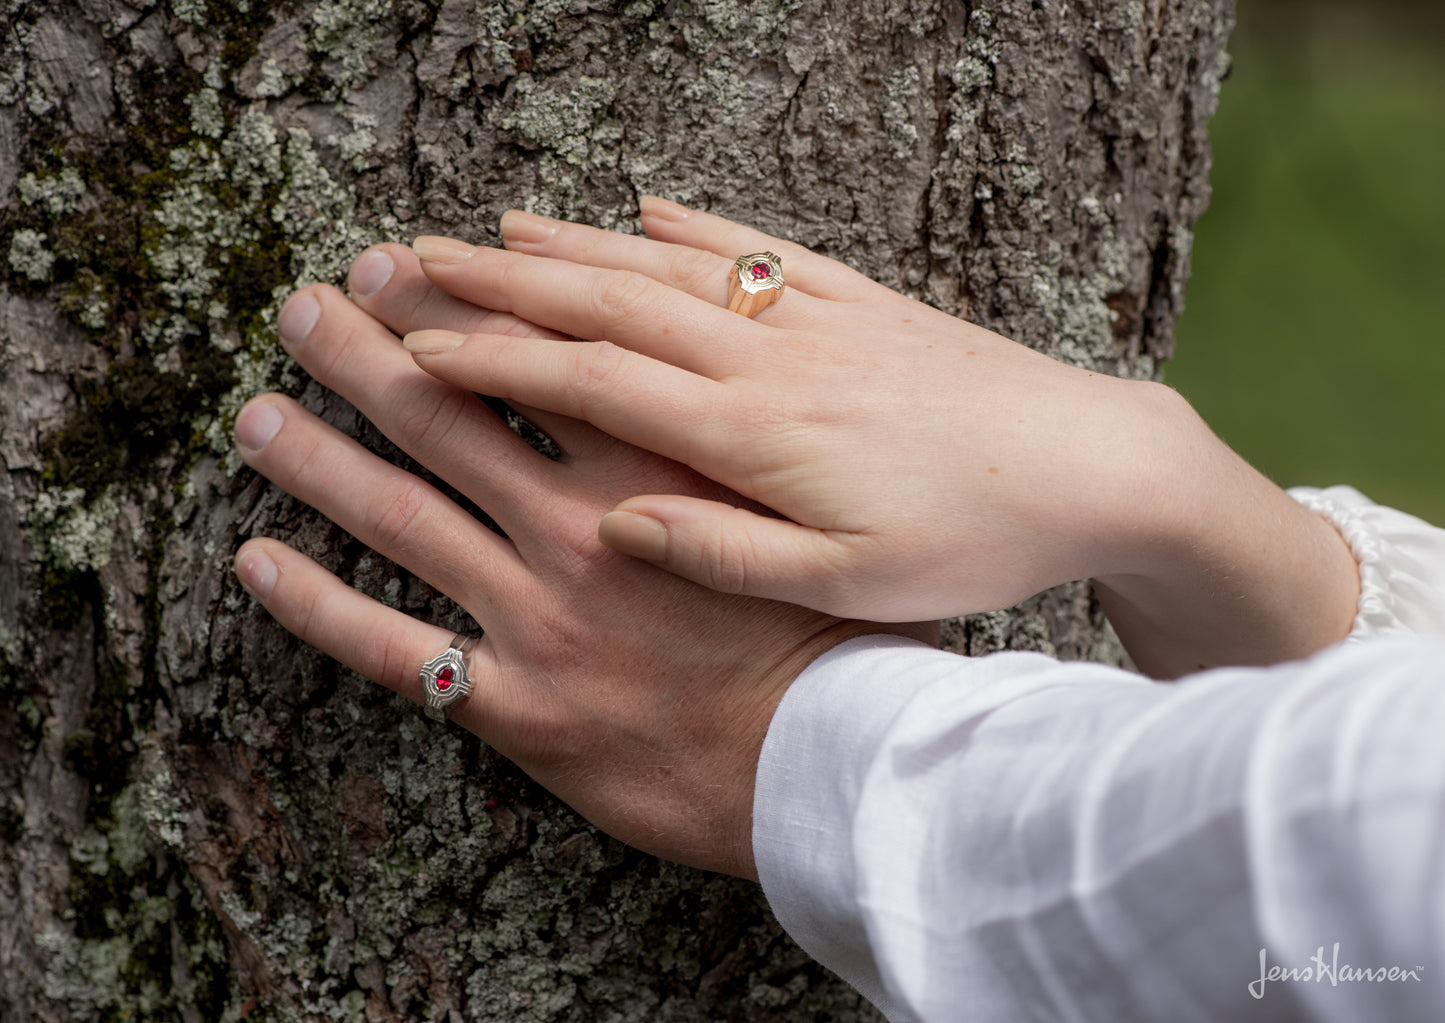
[1089,384,1360,677]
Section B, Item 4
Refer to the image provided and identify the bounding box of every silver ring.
[420,631,482,722]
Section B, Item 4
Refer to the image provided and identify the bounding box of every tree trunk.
[0,0,1233,1018]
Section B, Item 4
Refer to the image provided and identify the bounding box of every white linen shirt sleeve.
[1287,484,1445,638]
[753,490,1445,1022]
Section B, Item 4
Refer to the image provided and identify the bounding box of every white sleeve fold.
[756,490,1445,1021]
[756,637,1445,1022]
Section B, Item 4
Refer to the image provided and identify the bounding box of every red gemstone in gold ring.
[728,252,785,318]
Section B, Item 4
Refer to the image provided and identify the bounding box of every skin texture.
[236,200,1358,887]
[233,245,932,881]
[400,198,1361,678]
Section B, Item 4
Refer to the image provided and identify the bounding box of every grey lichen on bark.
[0,0,1232,1018]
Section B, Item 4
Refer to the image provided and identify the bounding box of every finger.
[401,329,730,471]
[277,283,561,535]
[234,538,509,736]
[235,394,528,611]
[597,496,870,617]
[348,242,570,341]
[637,196,878,304]
[496,209,833,325]
[410,238,772,377]
[346,244,599,455]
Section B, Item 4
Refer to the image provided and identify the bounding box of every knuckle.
[371,479,432,551]
[669,249,722,297]
[591,268,651,336]
[404,280,439,328]
[290,579,327,651]
[810,563,859,618]
[805,534,868,616]
[390,381,470,452]
[571,226,606,264]
[472,332,513,387]
[697,515,751,596]
[569,340,629,413]
[275,424,330,492]
[305,301,360,384]
[372,624,419,692]
[493,251,524,295]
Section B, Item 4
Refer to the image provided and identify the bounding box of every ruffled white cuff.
[1289,485,1445,640]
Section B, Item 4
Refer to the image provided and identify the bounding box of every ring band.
[420,631,482,722]
[727,252,785,318]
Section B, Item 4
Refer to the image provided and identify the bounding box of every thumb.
[598,495,853,613]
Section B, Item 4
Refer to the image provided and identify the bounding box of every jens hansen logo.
[1250,944,1424,999]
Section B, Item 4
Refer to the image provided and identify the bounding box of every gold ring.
[727,252,785,318]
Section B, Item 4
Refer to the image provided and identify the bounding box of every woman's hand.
[398,199,1360,677]
[399,198,1169,622]
[234,244,930,879]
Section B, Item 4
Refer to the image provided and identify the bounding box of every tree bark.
[0,0,1233,1018]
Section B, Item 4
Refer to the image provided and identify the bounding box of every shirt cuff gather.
[1289,485,1445,640]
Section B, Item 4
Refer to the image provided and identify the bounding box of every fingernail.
[236,548,278,599]
[412,235,476,265]
[500,209,559,247]
[277,292,321,347]
[640,195,690,222]
[599,511,668,562]
[403,329,464,355]
[349,248,395,296]
[235,400,283,452]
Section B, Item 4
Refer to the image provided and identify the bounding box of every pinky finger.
[234,538,491,728]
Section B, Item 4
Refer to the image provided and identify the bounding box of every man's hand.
[234,244,931,879]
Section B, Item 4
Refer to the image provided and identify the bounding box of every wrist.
[1090,385,1360,677]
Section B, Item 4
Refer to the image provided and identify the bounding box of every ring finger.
[494,212,836,332]
[410,240,781,379]
[235,393,528,620]
[497,198,871,307]
[234,537,515,738]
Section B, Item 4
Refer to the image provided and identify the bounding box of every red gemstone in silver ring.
[420,632,481,723]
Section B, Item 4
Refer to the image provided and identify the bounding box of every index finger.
[410,239,776,378]
[402,329,734,473]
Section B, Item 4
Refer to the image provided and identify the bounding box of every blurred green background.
[1167,0,1445,523]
